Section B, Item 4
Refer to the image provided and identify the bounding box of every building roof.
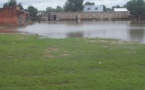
[114,8,128,12]
[17,10,29,15]
[83,5,104,12]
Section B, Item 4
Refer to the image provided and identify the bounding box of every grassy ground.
[0,34,145,90]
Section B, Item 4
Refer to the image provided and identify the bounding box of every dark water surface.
[17,21,145,43]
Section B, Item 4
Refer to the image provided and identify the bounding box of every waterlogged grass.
[0,26,8,29]
[0,34,145,90]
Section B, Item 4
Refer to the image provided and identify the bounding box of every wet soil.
[0,26,19,34]
[0,29,19,33]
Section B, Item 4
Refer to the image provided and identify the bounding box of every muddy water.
[17,21,145,43]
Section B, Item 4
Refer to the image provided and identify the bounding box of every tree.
[56,6,64,12]
[106,8,111,12]
[46,7,55,12]
[46,6,63,12]
[18,3,23,10]
[8,0,17,6]
[3,3,8,7]
[3,0,23,10]
[112,5,121,10]
[3,0,16,7]
[103,5,107,11]
[64,0,84,12]
[126,0,145,20]
[28,6,38,21]
[84,2,95,5]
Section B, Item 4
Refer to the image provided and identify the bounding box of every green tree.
[56,6,64,12]
[46,7,55,12]
[3,3,8,7]
[106,8,111,12]
[18,3,23,10]
[28,6,38,21]
[3,0,23,10]
[8,0,17,6]
[46,6,64,12]
[126,0,145,20]
[103,5,107,11]
[84,2,95,5]
[112,5,121,10]
[64,0,84,12]
[3,0,16,7]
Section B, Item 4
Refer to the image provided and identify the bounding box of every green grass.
[0,34,145,90]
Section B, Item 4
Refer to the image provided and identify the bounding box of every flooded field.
[17,21,145,43]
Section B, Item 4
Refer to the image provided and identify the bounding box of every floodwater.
[17,21,145,43]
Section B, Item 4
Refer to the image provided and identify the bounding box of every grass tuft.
[0,34,145,90]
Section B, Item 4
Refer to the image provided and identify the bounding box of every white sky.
[0,0,130,10]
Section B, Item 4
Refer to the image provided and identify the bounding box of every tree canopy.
[46,6,64,12]
[112,5,121,10]
[3,0,17,7]
[28,6,38,21]
[102,5,107,11]
[126,0,145,20]
[64,0,84,12]
[3,0,23,10]
[84,2,95,5]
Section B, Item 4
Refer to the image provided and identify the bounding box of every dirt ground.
[0,26,19,33]
[0,29,18,33]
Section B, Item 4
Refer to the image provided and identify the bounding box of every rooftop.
[83,5,104,12]
[114,8,128,12]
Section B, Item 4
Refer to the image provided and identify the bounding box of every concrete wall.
[42,11,130,21]
[0,6,18,25]
[0,6,29,25]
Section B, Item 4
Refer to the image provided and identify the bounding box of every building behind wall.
[41,7,130,21]
[43,12,129,21]
[83,5,104,12]
[112,8,130,20]
[0,6,30,25]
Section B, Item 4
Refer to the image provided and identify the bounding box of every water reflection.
[128,22,145,43]
[17,21,145,44]
[129,29,145,42]
[129,21,145,27]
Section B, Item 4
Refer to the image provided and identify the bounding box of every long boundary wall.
[42,11,130,21]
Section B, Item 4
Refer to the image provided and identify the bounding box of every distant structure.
[113,8,128,12]
[83,5,104,12]
[40,6,130,21]
[0,6,30,25]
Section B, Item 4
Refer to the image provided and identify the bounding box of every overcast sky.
[0,0,130,10]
